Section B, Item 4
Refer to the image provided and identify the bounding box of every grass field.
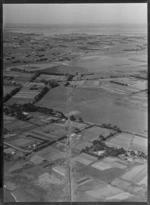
[40,124,66,138]
[37,146,66,162]
[4,115,16,126]
[107,133,134,150]
[86,184,122,200]
[85,126,114,137]
[111,178,131,190]
[12,138,32,147]
[4,85,17,96]
[101,82,139,95]
[130,136,147,153]
[73,140,92,151]
[73,153,97,166]
[4,120,36,134]
[105,192,132,201]
[37,86,147,134]
[24,131,56,141]
[38,65,87,74]
[121,164,146,183]
[36,74,67,82]
[80,165,123,183]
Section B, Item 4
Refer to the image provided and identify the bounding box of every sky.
[3,4,147,25]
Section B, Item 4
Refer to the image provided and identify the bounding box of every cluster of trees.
[66,74,74,81]
[30,71,41,82]
[69,115,83,123]
[82,139,126,159]
[4,105,30,121]
[72,127,81,134]
[129,150,147,159]
[40,79,59,88]
[4,103,66,121]
[110,80,128,86]
[99,132,116,141]
[3,128,10,135]
[11,67,22,72]
[101,123,121,132]
[33,87,49,102]
[4,87,21,103]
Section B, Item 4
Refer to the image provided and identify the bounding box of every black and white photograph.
[3,3,148,202]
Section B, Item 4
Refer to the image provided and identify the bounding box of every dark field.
[37,86,147,133]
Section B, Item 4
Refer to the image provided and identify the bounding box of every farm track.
[4,141,32,153]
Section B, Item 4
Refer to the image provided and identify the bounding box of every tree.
[85,147,89,152]
[78,117,83,123]
[99,134,104,140]
[67,74,74,81]
[70,115,76,121]
[64,81,70,87]
[49,79,58,88]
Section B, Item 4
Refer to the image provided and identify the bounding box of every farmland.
[4,85,18,96]
[106,133,147,153]
[4,71,35,83]
[37,86,147,134]
[6,82,46,105]
[3,25,147,202]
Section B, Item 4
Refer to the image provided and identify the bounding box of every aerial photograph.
[3,3,147,202]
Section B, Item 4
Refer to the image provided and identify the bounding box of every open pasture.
[101,82,139,95]
[91,158,127,171]
[138,176,147,186]
[105,192,132,201]
[107,133,134,150]
[80,165,123,183]
[29,118,47,126]
[71,121,89,130]
[81,126,116,143]
[73,153,97,166]
[13,89,40,99]
[55,121,88,130]
[11,138,32,148]
[86,184,122,200]
[37,146,65,162]
[73,140,92,151]
[30,154,45,165]
[121,164,147,184]
[32,128,59,139]
[4,115,16,126]
[39,124,66,138]
[36,74,67,82]
[37,86,68,111]
[86,126,114,136]
[130,136,147,153]
[131,91,147,101]
[4,71,34,82]
[105,141,123,149]
[24,82,45,88]
[24,131,56,141]
[111,178,131,190]
[129,81,147,90]
[73,53,147,73]
[70,80,85,86]
[38,64,87,74]
[4,120,36,134]
[6,97,32,105]
[110,77,139,86]
[116,94,147,112]
[4,85,17,96]
[37,86,147,134]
